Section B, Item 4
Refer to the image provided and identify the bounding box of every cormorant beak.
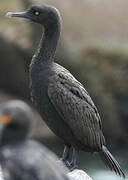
[5,12,28,19]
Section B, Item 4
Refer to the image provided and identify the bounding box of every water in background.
[79,149,128,180]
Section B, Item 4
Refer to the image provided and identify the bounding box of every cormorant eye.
[33,11,40,16]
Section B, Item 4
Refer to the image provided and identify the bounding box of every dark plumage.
[0,100,69,180]
[6,5,125,177]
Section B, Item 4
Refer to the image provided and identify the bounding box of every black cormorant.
[6,5,125,178]
[0,100,69,180]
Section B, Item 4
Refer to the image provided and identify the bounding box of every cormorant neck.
[0,134,27,147]
[34,20,61,64]
[0,127,29,147]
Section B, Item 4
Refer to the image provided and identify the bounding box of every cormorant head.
[6,5,61,26]
[0,100,33,146]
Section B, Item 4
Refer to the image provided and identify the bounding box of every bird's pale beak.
[5,12,28,19]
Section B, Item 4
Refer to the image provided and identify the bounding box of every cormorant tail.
[99,145,125,178]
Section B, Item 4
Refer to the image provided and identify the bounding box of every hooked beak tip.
[5,12,13,18]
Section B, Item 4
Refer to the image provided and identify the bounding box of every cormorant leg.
[69,147,78,171]
[60,145,71,168]
[60,145,70,165]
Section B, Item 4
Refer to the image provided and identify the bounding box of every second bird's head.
[6,5,61,26]
[0,100,33,146]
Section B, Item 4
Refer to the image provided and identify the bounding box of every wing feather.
[48,72,105,149]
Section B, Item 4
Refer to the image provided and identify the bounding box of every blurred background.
[0,0,128,179]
